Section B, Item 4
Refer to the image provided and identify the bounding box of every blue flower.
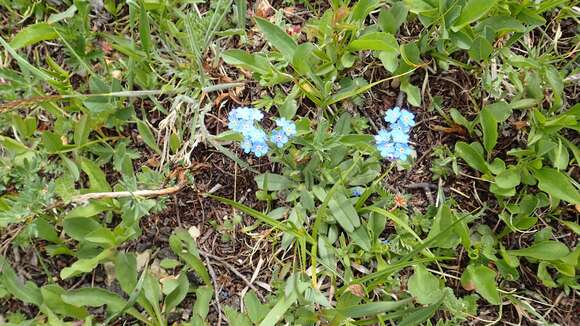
[394,143,412,160]
[399,109,416,128]
[252,141,269,157]
[228,107,271,157]
[374,129,391,143]
[390,129,409,143]
[351,187,365,197]
[276,118,296,137]
[374,107,416,162]
[384,106,401,124]
[270,129,289,148]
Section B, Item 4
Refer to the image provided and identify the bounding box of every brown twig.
[199,249,265,301]
[204,255,223,326]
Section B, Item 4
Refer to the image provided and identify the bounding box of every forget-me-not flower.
[351,187,365,197]
[384,106,401,124]
[375,107,415,161]
[228,107,270,157]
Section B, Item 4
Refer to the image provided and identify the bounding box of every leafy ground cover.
[0,0,579,325]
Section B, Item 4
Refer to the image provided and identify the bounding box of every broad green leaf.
[480,107,497,154]
[254,173,291,191]
[506,241,570,260]
[0,257,42,306]
[244,291,269,324]
[193,286,213,319]
[495,168,520,189]
[468,37,493,61]
[399,301,443,326]
[223,49,270,74]
[115,252,138,294]
[427,204,459,248]
[41,285,88,319]
[136,120,161,155]
[84,227,116,246]
[378,3,408,34]
[349,32,398,52]
[9,23,58,50]
[258,293,297,326]
[328,191,360,232]
[452,0,498,31]
[63,217,102,241]
[479,16,525,34]
[61,288,146,323]
[460,264,500,305]
[455,141,489,173]
[47,5,78,24]
[339,298,412,318]
[164,273,189,313]
[80,158,112,192]
[224,306,253,326]
[255,17,297,61]
[350,226,371,251]
[61,249,113,279]
[534,167,580,204]
[408,265,444,304]
[558,219,580,235]
[401,80,421,106]
[485,101,512,122]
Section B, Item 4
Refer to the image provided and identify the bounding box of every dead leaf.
[346,284,365,297]
[513,120,528,129]
[432,124,467,136]
[255,0,273,18]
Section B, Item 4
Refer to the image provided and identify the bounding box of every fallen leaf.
[346,284,365,297]
[255,0,273,18]
[432,124,467,136]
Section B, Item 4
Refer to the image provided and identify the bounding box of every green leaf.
[480,107,498,154]
[61,249,113,279]
[63,217,102,241]
[61,287,146,322]
[455,142,489,173]
[47,5,78,24]
[223,49,270,74]
[401,80,421,107]
[350,226,372,251]
[349,32,399,52]
[534,167,580,204]
[328,191,361,233]
[255,17,297,61]
[193,286,213,320]
[506,241,570,260]
[164,272,189,313]
[339,298,412,318]
[452,0,498,31]
[115,252,138,294]
[0,257,42,306]
[254,173,291,191]
[408,265,444,304]
[468,36,493,61]
[225,306,253,326]
[460,264,500,305]
[495,168,520,189]
[136,120,161,155]
[9,23,58,50]
[80,158,112,192]
[378,3,408,34]
[258,293,297,326]
[244,291,269,324]
[485,101,512,122]
[40,284,88,319]
[399,301,443,326]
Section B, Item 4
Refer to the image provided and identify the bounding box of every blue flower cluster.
[374,107,415,161]
[228,107,296,157]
